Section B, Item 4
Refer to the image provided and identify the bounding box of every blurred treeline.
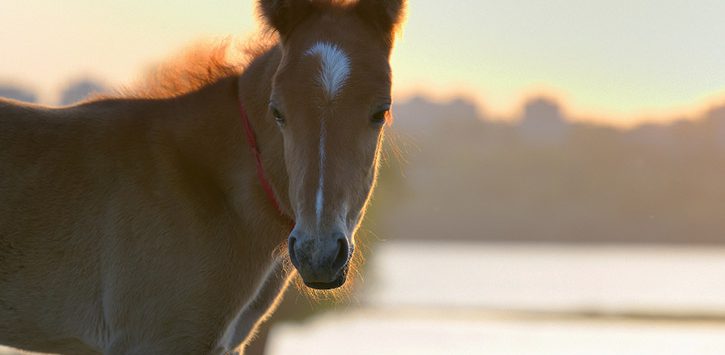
[375,96,725,244]
[0,79,108,106]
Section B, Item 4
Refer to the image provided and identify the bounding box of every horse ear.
[258,0,315,36]
[355,0,406,36]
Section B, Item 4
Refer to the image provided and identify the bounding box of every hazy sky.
[1,0,724,124]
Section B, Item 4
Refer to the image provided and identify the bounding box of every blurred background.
[2,1,725,354]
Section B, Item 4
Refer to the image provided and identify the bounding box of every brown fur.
[0,0,404,354]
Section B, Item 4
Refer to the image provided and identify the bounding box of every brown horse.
[0,0,405,353]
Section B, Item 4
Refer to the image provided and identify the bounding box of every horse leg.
[225,258,293,354]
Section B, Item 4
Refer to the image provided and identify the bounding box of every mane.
[119,34,278,100]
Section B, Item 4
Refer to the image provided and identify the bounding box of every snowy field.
[268,242,725,355]
[269,309,725,355]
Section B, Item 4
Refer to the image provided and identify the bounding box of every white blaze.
[305,42,351,226]
[315,124,327,226]
[305,42,351,100]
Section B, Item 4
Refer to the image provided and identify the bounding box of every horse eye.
[371,107,389,128]
[270,106,286,126]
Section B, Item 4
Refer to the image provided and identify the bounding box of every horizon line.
[396,88,725,129]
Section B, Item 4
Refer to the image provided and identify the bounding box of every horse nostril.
[331,237,350,271]
[288,236,300,269]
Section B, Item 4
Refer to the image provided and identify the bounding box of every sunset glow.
[1,0,724,126]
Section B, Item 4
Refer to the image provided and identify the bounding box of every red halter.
[239,100,292,224]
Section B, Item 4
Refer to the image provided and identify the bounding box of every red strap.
[239,100,292,225]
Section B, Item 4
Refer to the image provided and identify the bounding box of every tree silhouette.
[0,84,37,103]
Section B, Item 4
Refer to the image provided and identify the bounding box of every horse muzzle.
[288,230,353,290]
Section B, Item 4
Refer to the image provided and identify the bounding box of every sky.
[1,0,725,125]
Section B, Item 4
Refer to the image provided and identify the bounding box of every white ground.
[267,242,725,355]
[269,309,725,355]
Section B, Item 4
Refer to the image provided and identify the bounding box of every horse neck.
[159,46,291,246]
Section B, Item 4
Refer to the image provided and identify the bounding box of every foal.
[0,0,405,353]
